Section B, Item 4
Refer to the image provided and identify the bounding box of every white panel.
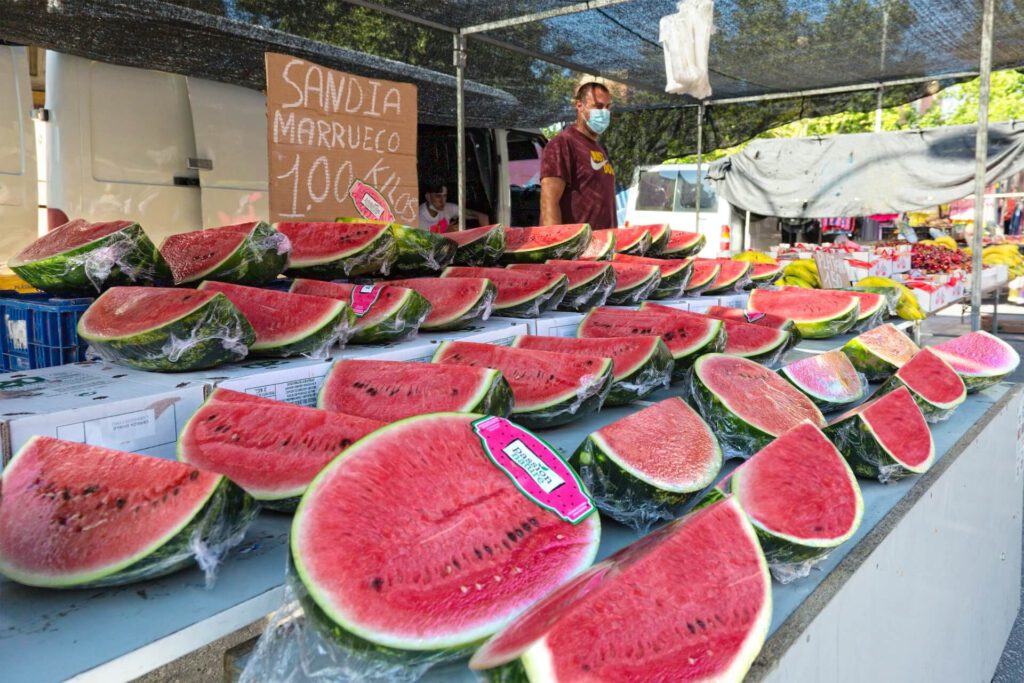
[0,48,24,177]
[0,46,38,262]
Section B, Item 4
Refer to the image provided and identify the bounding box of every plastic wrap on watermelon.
[245,227,292,265]
[606,358,674,406]
[620,272,662,305]
[850,305,887,334]
[559,270,616,312]
[300,311,356,360]
[848,285,901,316]
[390,225,458,275]
[714,268,753,294]
[519,367,613,429]
[682,367,770,459]
[62,226,172,293]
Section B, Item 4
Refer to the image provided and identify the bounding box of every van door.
[0,45,38,263]
[627,164,723,256]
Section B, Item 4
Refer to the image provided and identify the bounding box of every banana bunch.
[733,250,778,265]
[778,259,820,288]
[981,243,1024,277]
[855,276,925,320]
[918,235,959,250]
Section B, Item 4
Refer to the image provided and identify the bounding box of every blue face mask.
[587,108,611,135]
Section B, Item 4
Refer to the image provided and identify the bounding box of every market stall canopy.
[706,122,1024,218]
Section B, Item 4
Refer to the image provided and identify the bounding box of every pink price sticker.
[349,285,384,317]
[473,416,595,524]
[349,179,395,223]
[742,311,766,323]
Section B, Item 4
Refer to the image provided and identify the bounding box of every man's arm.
[540,177,566,226]
[467,209,490,226]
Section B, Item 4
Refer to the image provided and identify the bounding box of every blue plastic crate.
[0,293,94,372]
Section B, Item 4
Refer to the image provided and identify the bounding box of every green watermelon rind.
[930,333,1020,393]
[727,329,791,366]
[171,221,289,286]
[491,274,569,318]
[11,222,171,295]
[606,268,662,305]
[79,292,256,371]
[452,224,507,266]
[778,354,867,412]
[389,225,458,274]
[840,335,915,382]
[615,230,651,256]
[419,280,498,332]
[605,338,675,405]
[499,225,593,264]
[703,263,753,294]
[581,231,616,261]
[647,262,694,300]
[643,225,671,256]
[285,224,397,278]
[351,289,432,344]
[661,232,705,258]
[876,370,965,423]
[751,295,860,339]
[824,407,935,481]
[555,265,616,312]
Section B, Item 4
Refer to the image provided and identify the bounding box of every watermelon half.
[613,253,693,299]
[178,388,384,511]
[198,281,354,358]
[685,259,720,294]
[442,266,567,317]
[388,224,458,274]
[878,348,966,422]
[749,262,784,285]
[277,221,397,278]
[385,277,496,331]
[318,359,513,422]
[573,397,722,531]
[469,497,770,682]
[661,229,705,257]
[706,305,798,334]
[843,289,887,332]
[433,341,613,428]
[825,385,935,482]
[578,228,616,260]
[931,330,1020,393]
[641,303,790,366]
[841,322,920,381]
[510,261,616,311]
[637,223,670,255]
[578,306,725,379]
[288,279,431,344]
[9,219,170,295]
[606,262,662,305]
[780,350,867,412]
[292,412,601,653]
[78,287,256,371]
[692,353,826,456]
[512,335,673,405]
[161,221,289,286]
[748,288,860,339]
[611,225,652,255]
[0,436,255,588]
[500,224,592,263]
[449,224,506,266]
[702,259,752,294]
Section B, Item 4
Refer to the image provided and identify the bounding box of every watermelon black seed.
[61,489,71,501]
[474,548,483,560]
[696,619,706,630]
[521,522,532,533]
[452,558,461,570]
[82,485,98,495]
[484,544,493,555]
[514,528,524,539]
[371,578,384,592]
[529,517,539,527]
[189,470,199,480]
[115,498,126,509]
[506,532,517,543]
[56,516,67,526]
[687,623,696,634]
[172,487,180,496]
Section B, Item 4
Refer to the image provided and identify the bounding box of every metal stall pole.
[971,0,996,332]
[454,34,467,231]
[695,102,704,248]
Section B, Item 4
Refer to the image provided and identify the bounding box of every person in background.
[540,82,617,229]
[418,177,489,233]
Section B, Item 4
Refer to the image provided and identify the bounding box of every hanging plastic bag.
[660,0,715,99]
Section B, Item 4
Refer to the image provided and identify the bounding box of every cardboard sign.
[265,53,419,225]
[814,252,850,289]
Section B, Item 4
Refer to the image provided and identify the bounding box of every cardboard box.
[684,297,719,313]
[418,318,529,348]
[646,299,689,311]
[534,312,585,337]
[845,254,890,281]
[716,293,749,309]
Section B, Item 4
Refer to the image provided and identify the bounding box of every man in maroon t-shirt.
[540,82,617,229]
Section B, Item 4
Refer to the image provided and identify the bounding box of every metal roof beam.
[461,0,637,35]
[337,0,457,33]
[706,71,981,106]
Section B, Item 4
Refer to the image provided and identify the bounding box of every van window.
[676,170,717,211]
[636,169,716,212]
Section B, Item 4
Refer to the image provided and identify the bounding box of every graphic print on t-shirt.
[590,151,615,176]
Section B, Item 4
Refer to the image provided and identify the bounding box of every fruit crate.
[0,293,94,372]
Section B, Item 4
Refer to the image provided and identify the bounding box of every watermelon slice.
[288,279,431,344]
[749,262,784,285]
[511,335,673,405]
[10,219,170,295]
[661,229,705,257]
[930,330,1020,393]
[685,259,721,294]
[748,288,860,338]
[578,228,616,260]
[842,289,887,331]
[706,305,798,333]
[0,436,254,588]
[779,350,867,411]
[701,259,752,294]
[825,385,935,482]
[636,223,670,255]
[499,224,592,263]
[841,322,920,381]
[578,306,724,378]
[641,302,790,366]
[726,422,863,581]
[469,497,770,682]
[606,262,662,305]
[178,389,384,511]
[692,353,826,456]
[878,348,966,422]
[613,253,692,299]
[385,277,496,331]
[573,397,722,530]
[277,221,396,278]
[449,224,506,266]
[389,224,458,274]
[509,261,615,311]
[611,225,652,255]
[319,359,513,422]
[198,281,354,358]
[292,413,601,653]
[442,266,567,317]
[161,221,289,286]
[433,341,613,428]
[78,287,256,371]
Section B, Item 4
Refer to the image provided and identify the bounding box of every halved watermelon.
[578,228,616,260]
[578,306,724,378]
[661,229,705,258]
[10,219,170,295]
[612,225,652,255]
[636,223,670,255]
[843,289,887,331]
[573,397,722,531]
[780,350,867,412]
[161,221,289,286]
[692,353,826,456]
[931,330,1020,393]
[449,224,506,266]
[748,288,860,338]
[825,385,935,482]
[685,259,720,294]
[500,224,592,263]
[469,497,770,682]
[706,305,797,333]
[613,253,692,299]
[178,389,384,511]
[292,413,601,653]
[641,302,790,366]
[288,279,431,344]
[78,287,256,371]
[277,221,396,278]
[512,335,673,405]
[606,262,662,305]
[198,281,354,358]
[878,348,965,422]
[385,277,496,331]
[0,436,254,588]
[389,224,458,274]
[749,262,784,285]
[841,322,919,381]
[509,261,615,312]
[433,341,613,428]
[318,360,513,422]
[442,266,567,317]
[701,259,752,294]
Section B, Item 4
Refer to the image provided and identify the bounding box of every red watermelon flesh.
[448,224,500,246]
[686,259,721,291]
[385,277,494,330]
[0,436,221,587]
[642,303,789,360]
[10,219,134,264]
[613,253,692,277]
[701,259,751,292]
[637,223,670,253]
[579,229,616,260]
[470,497,770,680]
[512,335,662,383]
[78,287,221,337]
[504,224,587,251]
[578,307,723,363]
[894,349,966,409]
[608,262,660,289]
[843,290,885,319]
[662,230,704,256]
[443,266,566,309]
[706,305,795,331]
[831,386,934,470]
[931,330,1020,380]
[781,350,865,406]
[178,389,383,502]
[276,221,389,265]
[750,263,783,281]
[293,413,601,651]
[748,288,859,320]
[160,222,264,283]
[508,261,610,288]
[612,225,652,253]
[288,279,417,333]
